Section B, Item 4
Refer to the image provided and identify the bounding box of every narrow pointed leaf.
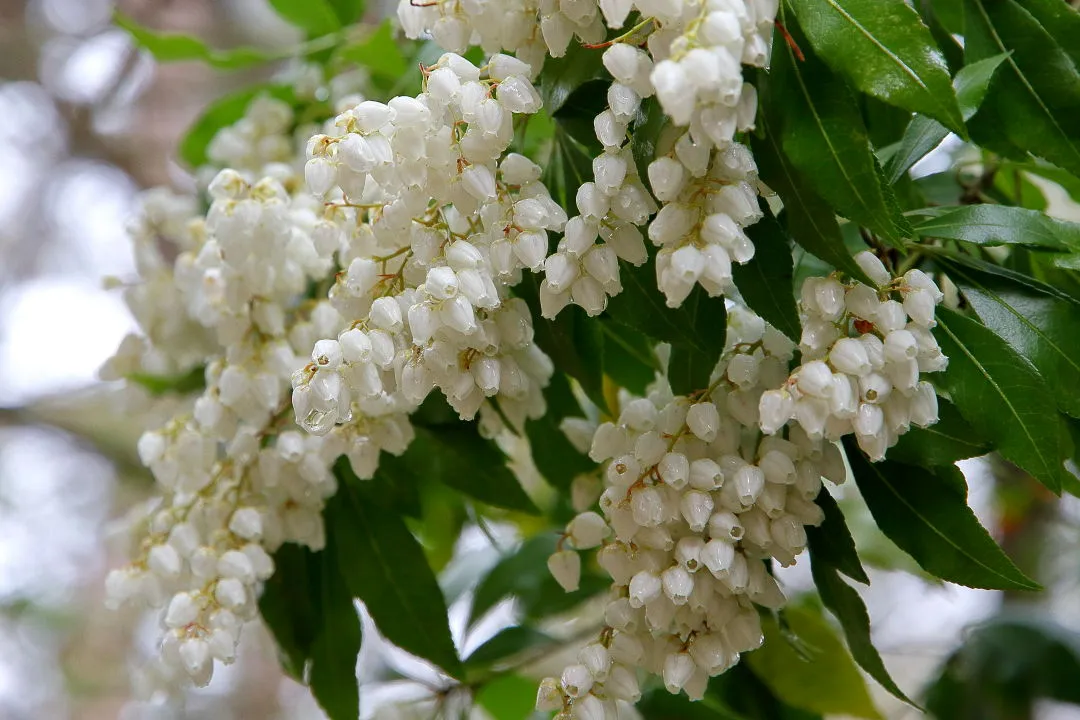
[734,207,801,340]
[888,398,991,466]
[179,85,296,168]
[115,11,273,68]
[525,372,594,491]
[788,0,963,132]
[806,488,869,585]
[964,0,1080,176]
[310,538,362,720]
[764,6,908,248]
[328,462,463,678]
[267,0,342,36]
[810,558,914,705]
[845,438,1040,590]
[934,307,1070,492]
[913,205,1080,250]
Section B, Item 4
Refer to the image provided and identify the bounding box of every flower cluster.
[540,307,844,715]
[758,251,947,460]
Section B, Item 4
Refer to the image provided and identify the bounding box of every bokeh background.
[3,1,1080,718]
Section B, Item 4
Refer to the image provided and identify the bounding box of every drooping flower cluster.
[540,307,844,716]
[294,52,561,435]
[758,251,947,460]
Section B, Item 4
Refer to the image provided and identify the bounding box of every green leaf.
[632,96,668,182]
[884,53,1010,183]
[178,84,295,168]
[127,366,205,396]
[754,103,872,285]
[476,674,541,720]
[809,558,913,705]
[463,626,553,670]
[763,5,908,248]
[115,11,273,69]
[406,424,538,514]
[845,438,1040,590]
[524,373,593,491]
[734,206,801,340]
[746,606,883,719]
[538,42,607,115]
[787,0,963,132]
[337,20,407,84]
[913,205,1080,250]
[468,534,607,626]
[806,488,869,584]
[309,538,362,720]
[259,543,321,680]
[601,319,660,396]
[328,462,463,678]
[964,0,1080,176]
[328,0,366,24]
[934,306,1071,492]
[888,397,991,466]
[949,265,1080,419]
[267,0,342,36]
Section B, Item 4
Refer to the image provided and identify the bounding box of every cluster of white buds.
[541,307,843,716]
[205,95,297,175]
[294,52,560,437]
[758,252,947,460]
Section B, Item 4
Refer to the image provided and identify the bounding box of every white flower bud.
[165,592,199,628]
[904,287,937,327]
[689,458,723,490]
[686,402,720,442]
[629,570,662,608]
[829,338,871,376]
[910,381,939,426]
[606,663,641,702]
[631,486,664,527]
[634,431,667,466]
[214,577,246,609]
[560,663,593,698]
[304,157,336,197]
[675,536,706,572]
[568,512,609,549]
[680,489,714,532]
[796,361,836,398]
[148,544,182,580]
[708,511,744,542]
[855,250,891,286]
[548,550,581,592]
[659,452,690,489]
[663,652,696,693]
[661,565,694,605]
[579,643,612,681]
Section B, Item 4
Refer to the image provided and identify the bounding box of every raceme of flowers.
[100,0,949,715]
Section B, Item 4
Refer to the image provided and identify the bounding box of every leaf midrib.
[823,0,930,91]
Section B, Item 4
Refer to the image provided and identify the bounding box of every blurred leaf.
[888,397,991,466]
[601,319,660,396]
[926,617,1080,718]
[788,0,963,132]
[468,533,607,626]
[337,20,407,84]
[753,112,871,285]
[260,543,320,681]
[763,6,908,248]
[310,538,362,720]
[845,438,1040,590]
[328,0,366,24]
[179,84,296,168]
[328,462,462,678]
[127,366,205,396]
[476,674,540,720]
[464,626,553,670]
[809,558,913,705]
[964,0,1080,176]
[806,488,869,584]
[268,0,342,36]
[406,425,538,514]
[734,206,801,340]
[115,11,272,68]
[885,53,1010,183]
[949,263,1080,418]
[524,372,593,491]
[913,205,1080,250]
[747,606,882,719]
[934,306,1071,492]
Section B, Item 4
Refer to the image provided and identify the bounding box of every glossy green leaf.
[934,307,1071,492]
[406,425,538,514]
[747,606,883,719]
[259,543,321,681]
[964,0,1080,176]
[764,7,907,248]
[328,463,462,678]
[888,397,991,466]
[337,20,407,83]
[179,85,295,168]
[115,11,272,68]
[525,372,594,491]
[468,534,607,626]
[948,264,1080,418]
[845,438,1040,590]
[809,558,913,705]
[752,114,870,285]
[538,42,607,114]
[463,626,553,670]
[268,0,342,36]
[885,53,1010,183]
[310,538,362,720]
[788,0,962,132]
[601,319,660,395]
[913,205,1080,250]
[734,207,801,340]
[632,96,668,182]
[806,488,869,584]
